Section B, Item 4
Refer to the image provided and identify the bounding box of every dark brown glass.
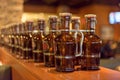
[16,23,23,58]
[0,29,4,46]
[11,26,15,54]
[81,14,102,70]
[55,13,75,72]
[32,19,45,63]
[4,28,8,49]
[22,21,33,60]
[19,23,25,59]
[43,16,57,67]
[0,28,9,47]
[14,24,20,57]
[71,17,82,65]
[8,27,11,51]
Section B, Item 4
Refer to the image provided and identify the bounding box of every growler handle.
[75,30,84,57]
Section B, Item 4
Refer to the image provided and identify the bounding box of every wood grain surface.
[0,47,120,80]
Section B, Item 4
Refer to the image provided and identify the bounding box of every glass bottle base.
[56,68,74,72]
[80,66,100,70]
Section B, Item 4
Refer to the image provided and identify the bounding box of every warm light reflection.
[0,61,3,65]
[21,14,27,22]
[21,13,46,22]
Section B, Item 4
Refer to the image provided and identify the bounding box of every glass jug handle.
[75,30,84,57]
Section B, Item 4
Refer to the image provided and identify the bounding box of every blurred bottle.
[22,21,33,61]
[11,26,15,54]
[7,26,12,52]
[55,13,75,72]
[19,23,25,59]
[32,19,45,65]
[71,17,82,65]
[81,14,102,70]
[14,24,20,58]
[0,29,5,47]
[43,15,58,67]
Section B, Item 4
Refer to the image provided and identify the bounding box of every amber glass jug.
[32,19,45,65]
[22,21,33,61]
[43,15,58,67]
[55,13,76,72]
[71,17,83,65]
[81,14,102,70]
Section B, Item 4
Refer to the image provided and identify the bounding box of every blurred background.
[0,0,120,40]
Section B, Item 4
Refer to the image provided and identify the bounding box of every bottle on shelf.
[81,14,102,70]
[0,28,4,47]
[14,24,20,58]
[8,26,12,51]
[11,25,15,54]
[19,23,25,59]
[55,13,76,72]
[32,19,45,65]
[4,27,9,49]
[22,21,33,61]
[43,15,58,67]
[8,26,12,53]
[71,17,83,65]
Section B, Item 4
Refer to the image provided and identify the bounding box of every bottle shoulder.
[84,33,101,42]
[73,32,82,39]
[44,33,57,41]
[55,33,75,42]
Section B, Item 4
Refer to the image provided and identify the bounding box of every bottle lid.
[48,15,58,18]
[37,18,45,30]
[49,15,58,23]
[26,20,33,26]
[72,17,80,23]
[59,12,72,16]
[85,14,96,18]
[72,16,80,20]
[59,13,72,21]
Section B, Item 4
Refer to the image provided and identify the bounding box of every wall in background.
[0,0,23,27]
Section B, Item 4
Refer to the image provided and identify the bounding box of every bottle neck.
[72,22,80,34]
[49,22,57,33]
[37,22,45,36]
[61,20,70,34]
[28,25,33,32]
[38,24,44,31]
[26,22,33,33]
[86,21,96,34]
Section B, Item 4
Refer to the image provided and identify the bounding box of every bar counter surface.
[0,48,120,80]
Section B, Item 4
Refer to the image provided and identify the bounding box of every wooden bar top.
[0,47,120,80]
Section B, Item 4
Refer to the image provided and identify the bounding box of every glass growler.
[71,17,83,65]
[22,21,33,60]
[55,13,76,72]
[0,29,5,47]
[32,19,45,64]
[11,26,15,54]
[81,14,102,70]
[17,23,23,58]
[19,23,25,59]
[44,15,57,67]
[7,26,12,53]
[8,27,12,51]
[4,28,9,49]
[14,24,20,58]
